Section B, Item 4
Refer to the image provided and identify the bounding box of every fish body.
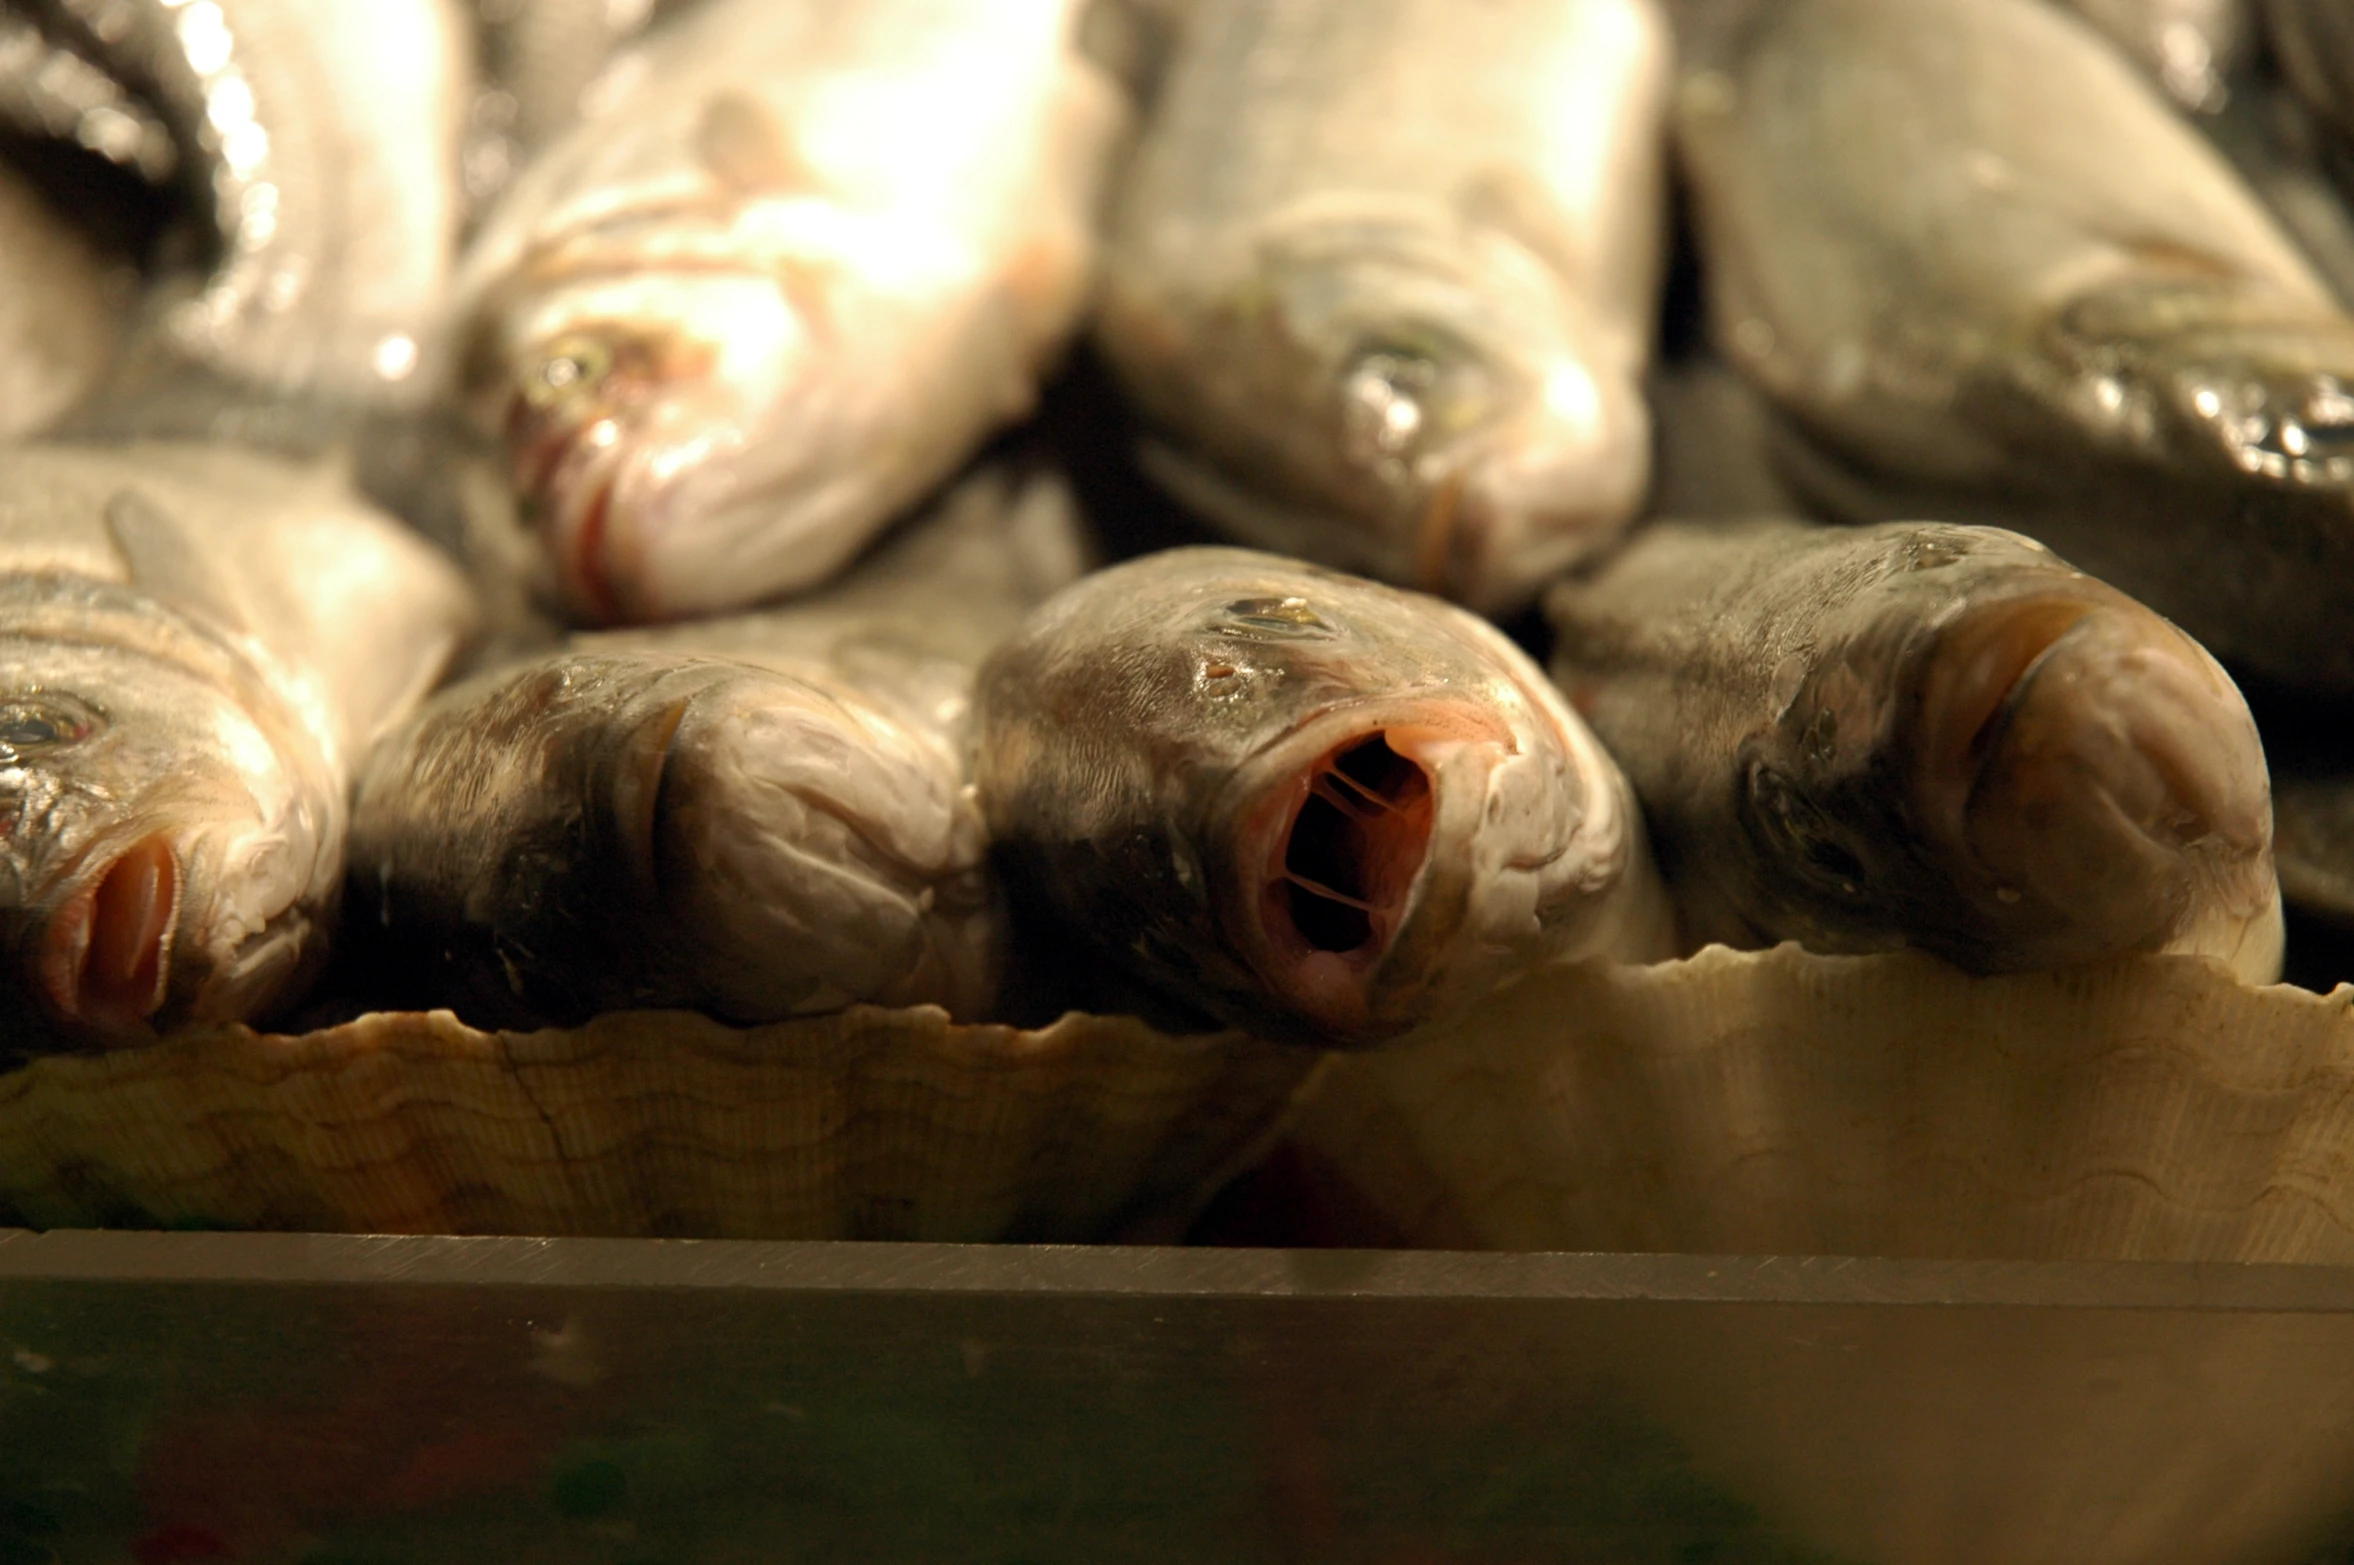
[457,0,1128,623]
[2061,0,2245,110]
[1097,0,1670,615]
[1545,518,2281,980]
[0,158,130,438]
[0,442,476,1051]
[1679,0,2354,693]
[43,0,468,404]
[347,469,1085,1027]
[973,547,1669,1045]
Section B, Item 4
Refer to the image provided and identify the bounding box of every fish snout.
[1916,591,2270,967]
[34,835,180,1043]
[1438,366,1649,614]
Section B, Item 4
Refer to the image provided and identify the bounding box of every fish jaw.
[1909,587,2275,971]
[652,667,1000,1020]
[1442,356,1652,614]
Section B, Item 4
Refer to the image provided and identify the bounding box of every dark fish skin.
[1678,0,2354,695]
[973,546,1666,1046]
[1546,518,2282,979]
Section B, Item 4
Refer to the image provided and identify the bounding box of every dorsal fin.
[103,488,250,634]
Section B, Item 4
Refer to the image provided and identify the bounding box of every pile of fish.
[0,0,2351,1080]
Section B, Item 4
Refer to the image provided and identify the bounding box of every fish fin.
[693,91,817,194]
[103,488,251,634]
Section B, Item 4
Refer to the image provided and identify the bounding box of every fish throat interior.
[1270,733,1435,961]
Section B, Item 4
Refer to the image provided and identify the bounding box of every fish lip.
[1911,586,2272,964]
[33,834,181,1045]
[1214,697,1513,1042]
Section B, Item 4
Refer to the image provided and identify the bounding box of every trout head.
[0,634,335,1050]
[1730,524,2276,973]
[977,548,1639,1044]
[478,261,818,624]
[1137,208,1646,613]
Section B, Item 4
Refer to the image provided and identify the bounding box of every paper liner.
[0,1005,1323,1242]
[1290,944,2354,1261]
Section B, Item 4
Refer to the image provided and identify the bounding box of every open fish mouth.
[1224,703,1509,1040]
[35,835,180,1042]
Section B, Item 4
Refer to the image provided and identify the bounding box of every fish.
[0,156,132,439]
[0,442,476,1054]
[2059,0,2246,111]
[1676,0,2354,694]
[972,547,1672,1045]
[345,467,1087,1027]
[1095,0,1671,616]
[39,0,469,405]
[1544,518,2282,980]
[454,0,1129,624]
[2261,0,2354,141]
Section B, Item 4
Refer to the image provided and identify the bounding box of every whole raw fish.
[1545,519,2282,980]
[1678,0,2354,693]
[1097,0,1671,615]
[455,0,1128,623]
[973,547,1671,1045]
[41,0,468,404]
[2061,0,2245,110]
[0,158,130,438]
[345,468,1085,1027]
[0,442,476,1053]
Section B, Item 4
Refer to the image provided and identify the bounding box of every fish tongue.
[40,836,179,1040]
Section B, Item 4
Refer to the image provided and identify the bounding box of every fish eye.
[1744,761,1868,896]
[1336,331,1493,475]
[1216,596,1334,640]
[520,333,616,411]
[0,695,99,757]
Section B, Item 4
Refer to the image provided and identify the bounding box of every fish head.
[978,549,1638,1043]
[0,640,334,1048]
[641,657,1000,1020]
[479,263,819,623]
[1184,213,1646,611]
[1736,526,2274,971]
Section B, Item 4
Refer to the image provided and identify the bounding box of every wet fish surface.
[973,547,1671,1046]
[0,157,131,438]
[456,0,1129,623]
[40,0,469,405]
[1098,0,1671,616]
[1545,518,2282,980]
[1678,0,2354,694]
[346,468,1087,1028]
[2059,0,2245,110]
[0,442,477,1054]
